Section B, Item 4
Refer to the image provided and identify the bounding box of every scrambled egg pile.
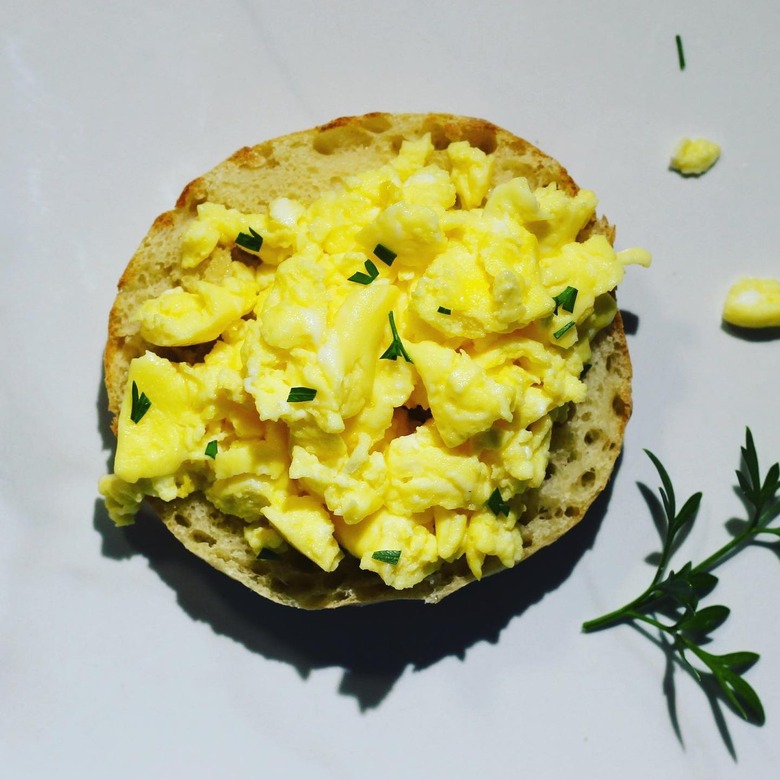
[100,135,649,590]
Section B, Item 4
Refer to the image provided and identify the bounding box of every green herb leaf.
[373,243,397,266]
[675,34,686,71]
[287,386,317,402]
[738,428,780,524]
[718,651,761,675]
[677,604,730,636]
[348,258,379,285]
[437,306,452,315]
[583,428,779,732]
[553,321,576,340]
[256,547,280,560]
[486,487,510,516]
[130,381,151,423]
[235,226,263,252]
[380,311,413,363]
[553,286,578,314]
[721,670,765,724]
[205,440,218,459]
[372,549,401,565]
[655,564,701,614]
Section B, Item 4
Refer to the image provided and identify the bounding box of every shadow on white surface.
[95,364,620,710]
[93,469,618,713]
[720,323,780,343]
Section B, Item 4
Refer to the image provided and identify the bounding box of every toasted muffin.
[101,113,634,608]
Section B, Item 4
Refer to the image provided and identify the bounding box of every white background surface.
[3,1,780,777]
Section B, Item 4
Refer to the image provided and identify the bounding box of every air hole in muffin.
[565,505,578,518]
[191,530,216,546]
[389,134,405,152]
[584,429,601,445]
[360,113,393,133]
[581,470,596,487]
[313,125,372,155]
[173,513,190,528]
[428,124,451,151]
[612,393,628,418]
[466,126,498,155]
[425,121,498,155]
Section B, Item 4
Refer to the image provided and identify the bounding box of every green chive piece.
[130,381,151,424]
[553,321,576,340]
[675,34,685,70]
[373,243,397,266]
[437,306,452,315]
[553,286,578,315]
[486,487,510,516]
[348,258,380,285]
[205,440,218,459]
[257,547,280,560]
[287,387,317,403]
[372,549,401,565]
[380,311,413,363]
[236,226,263,252]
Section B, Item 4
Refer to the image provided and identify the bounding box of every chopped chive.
[380,311,413,363]
[348,258,380,285]
[486,488,510,516]
[372,549,401,565]
[553,321,576,340]
[205,440,218,459]
[675,34,685,71]
[257,547,280,560]
[235,226,263,252]
[373,243,397,266]
[437,306,452,315]
[553,286,578,315]
[130,381,151,423]
[287,386,317,402]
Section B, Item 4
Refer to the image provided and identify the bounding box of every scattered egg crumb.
[670,137,721,176]
[723,277,780,328]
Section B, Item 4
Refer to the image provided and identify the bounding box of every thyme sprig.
[583,428,780,725]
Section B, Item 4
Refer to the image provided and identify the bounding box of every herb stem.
[692,525,763,576]
[693,536,746,576]
[582,589,655,632]
[625,609,675,634]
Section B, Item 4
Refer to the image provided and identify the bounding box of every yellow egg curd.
[670,137,721,176]
[723,277,780,328]
[100,134,650,590]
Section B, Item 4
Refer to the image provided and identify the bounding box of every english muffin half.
[100,113,644,608]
